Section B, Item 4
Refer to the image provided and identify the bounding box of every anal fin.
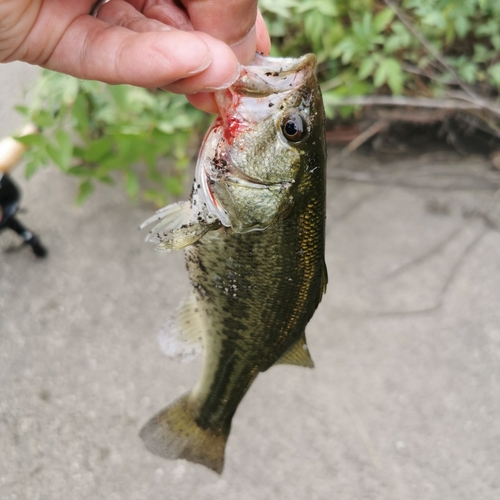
[274,332,314,368]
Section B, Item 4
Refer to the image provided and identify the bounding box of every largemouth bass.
[139,54,327,474]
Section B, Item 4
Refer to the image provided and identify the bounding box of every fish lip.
[230,53,316,97]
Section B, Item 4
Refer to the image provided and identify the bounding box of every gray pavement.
[1,64,500,500]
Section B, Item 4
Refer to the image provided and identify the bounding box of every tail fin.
[139,393,228,474]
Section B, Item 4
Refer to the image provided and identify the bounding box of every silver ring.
[91,0,111,17]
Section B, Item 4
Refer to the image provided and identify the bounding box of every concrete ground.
[1,63,500,500]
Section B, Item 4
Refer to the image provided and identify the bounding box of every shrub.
[262,0,500,118]
[16,74,209,205]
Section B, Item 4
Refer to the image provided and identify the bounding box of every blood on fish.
[222,116,244,144]
[213,116,223,128]
[218,90,244,144]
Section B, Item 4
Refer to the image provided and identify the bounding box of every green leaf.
[72,93,89,136]
[454,16,470,39]
[76,179,94,205]
[157,120,175,134]
[259,0,298,18]
[15,105,29,116]
[125,170,139,200]
[458,62,478,84]
[384,34,402,53]
[317,0,338,17]
[82,137,114,162]
[373,9,395,33]
[32,109,56,129]
[358,57,376,80]
[61,77,80,105]
[422,11,446,29]
[14,133,47,148]
[96,174,114,185]
[387,65,404,94]
[487,63,500,87]
[46,130,73,171]
[107,85,130,110]
[332,38,357,64]
[67,166,90,176]
[374,58,404,93]
[492,35,500,51]
[99,156,125,171]
[24,159,39,179]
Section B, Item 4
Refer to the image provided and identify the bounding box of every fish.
[139,53,327,474]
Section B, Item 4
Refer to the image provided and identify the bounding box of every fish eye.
[281,113,306,143]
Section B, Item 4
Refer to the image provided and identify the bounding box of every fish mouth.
[231,53,316,96]
[212,54,317,141]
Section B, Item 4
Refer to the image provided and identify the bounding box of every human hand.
[0,0,271,113]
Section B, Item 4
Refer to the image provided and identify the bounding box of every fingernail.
[230,25,257,65]
[203,63,241,91]
[184,52,213,77]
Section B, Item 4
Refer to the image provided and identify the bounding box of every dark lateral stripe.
[196,343,259,431]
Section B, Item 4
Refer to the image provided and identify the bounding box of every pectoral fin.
[155,221,219,252]
[140,201,220,251]
[275,333,314,368]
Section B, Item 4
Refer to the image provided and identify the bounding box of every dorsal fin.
[275,332,314,368]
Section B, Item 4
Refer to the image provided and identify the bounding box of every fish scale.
[140,54,327,474]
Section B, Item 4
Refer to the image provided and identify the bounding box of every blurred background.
[1,1,500,499]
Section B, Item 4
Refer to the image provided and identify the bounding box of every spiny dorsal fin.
[275,332,314,368]
[159,293,204,363]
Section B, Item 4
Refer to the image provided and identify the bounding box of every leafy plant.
[17,72,209,205]
[260,0,500,118]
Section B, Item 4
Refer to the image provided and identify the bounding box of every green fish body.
[140,54,327,474]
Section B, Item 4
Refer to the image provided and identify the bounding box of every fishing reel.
[0,124,47,258]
